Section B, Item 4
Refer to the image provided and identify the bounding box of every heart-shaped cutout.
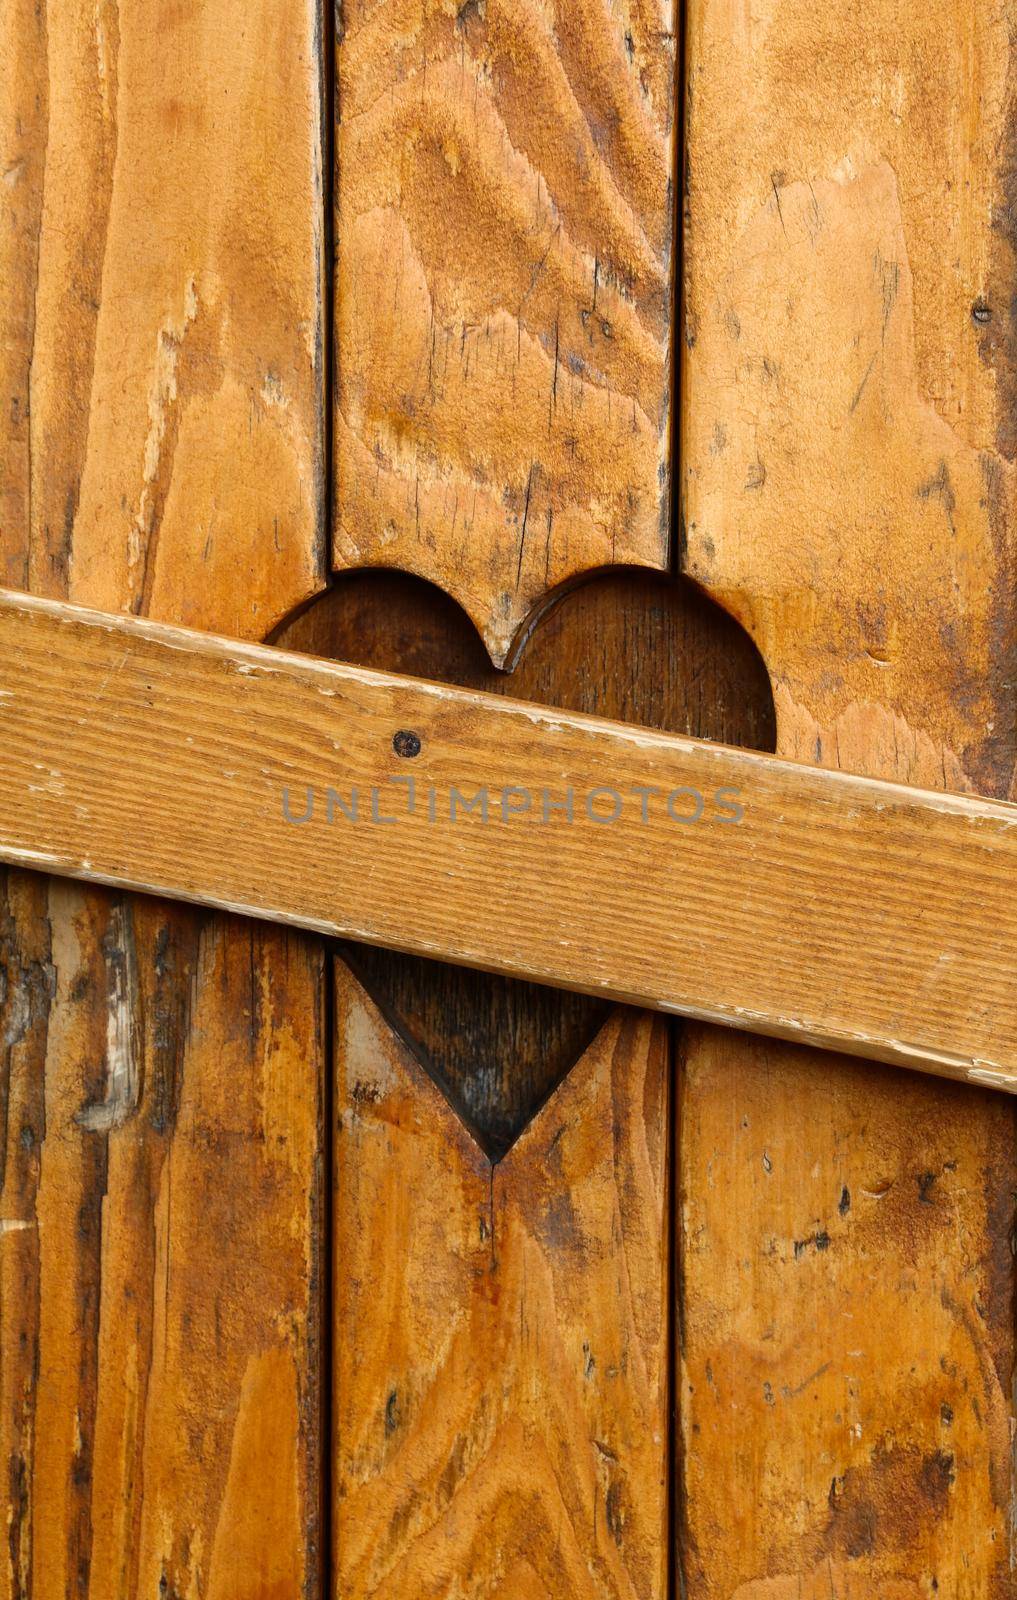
[274,566,775,1160]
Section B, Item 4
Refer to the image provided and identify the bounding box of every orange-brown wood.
[333,973,670,1599]
[0,0,325,624]
[1,885,326,1600]
[0,0,327,1583]
[283,562,768,1597]
[2,587,1017,1090]
[331,4,679,1591]
[6,0,1014,1591]
[681,0,1017,1589]
[334,0,677,664]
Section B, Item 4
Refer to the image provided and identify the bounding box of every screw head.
[393,729,422,758]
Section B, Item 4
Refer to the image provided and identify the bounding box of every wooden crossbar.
[0,587,1014,1092]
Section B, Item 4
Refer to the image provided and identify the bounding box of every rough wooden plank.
[334,0,677,664]
[0,0,327,1582]
[0,0,326,625]
[2,586,1017,1089]
[1,883,326,1600]
[681,0,1017,1588]
[331,4,678,1587]
[333,971,669,1599]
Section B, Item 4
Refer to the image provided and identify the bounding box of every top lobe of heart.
[274,566,775,1162]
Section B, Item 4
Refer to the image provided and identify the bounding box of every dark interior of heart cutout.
[273,566,776,1161]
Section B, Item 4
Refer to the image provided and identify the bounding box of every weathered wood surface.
[0,0,325,622]
[333,973,670,1599]
[1,881,326,1600]
[334,0,677,664]
[4,585,1016,1088]
[682,0,1017,1590]
[331,3,679,1589]
[0,0,327,1583]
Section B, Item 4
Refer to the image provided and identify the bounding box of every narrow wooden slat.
[681,0,1017,1588]
[334,0,676,665]
[10,889,327,1600]
[0,0,326,624]
[333,975,669,1597]
[0,588,1015,1090]
[331,6,674,1587]
[0,0,327,1580]
[331,3,678,1586]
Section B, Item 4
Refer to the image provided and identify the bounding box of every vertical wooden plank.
[0,0,45,577]
[334,0,676,664]
[0,0,328,1586]
[332,2,678,1591]
[4,892,327,1600]
[334,976,670,1599]
[1,0,326,624]
[682,3,1017,1592]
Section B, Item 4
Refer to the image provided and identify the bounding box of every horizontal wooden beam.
[0,587,1014,1092]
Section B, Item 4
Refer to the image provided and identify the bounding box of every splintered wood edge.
[1,586,1015,1093]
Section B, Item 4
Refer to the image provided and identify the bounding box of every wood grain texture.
[1,878,326,1600]
[332,6,679,1582]
[681,0,1017,1590]
[3,586,1017,1089]
[333,971,669,1599]
[0,0,327,1582]
[0,0,326,628]
[334,0,677,664]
